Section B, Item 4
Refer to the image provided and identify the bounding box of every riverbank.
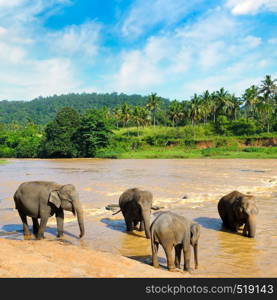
[0,238,186,278]
[96,127,277,159]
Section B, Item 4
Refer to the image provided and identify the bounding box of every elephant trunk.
[73,200,85,238]
[247,215,256,238]
[193,243,198,269]
[142,210,151,239]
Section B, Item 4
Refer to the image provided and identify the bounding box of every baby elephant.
[150,211,200,272]
[14,181,85,239]
[113,188,153,239]
[218,190,258,238]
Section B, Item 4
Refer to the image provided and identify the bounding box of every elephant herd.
[12,181,259,274]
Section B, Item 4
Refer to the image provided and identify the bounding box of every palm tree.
[229,94,242,120]
[200,90,212,124]
[132,106,145,135]
[242,85,259,119]
[210,91,218,123]
[215,87,234,118]
[258,75,277,132]
[120,103,132,135]
[189,94,203,125]
[146,93,161,128]
[112,106,122,129]
[168,100,183,127]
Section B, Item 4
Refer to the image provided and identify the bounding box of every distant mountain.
[0,92,170,124]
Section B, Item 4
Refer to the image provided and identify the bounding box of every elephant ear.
[49,191,61,208]
[190,223,200,246]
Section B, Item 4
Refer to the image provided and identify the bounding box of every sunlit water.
[0,158,276,277]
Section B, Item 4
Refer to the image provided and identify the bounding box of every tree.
[258,75,277,132]
[214,87,234,118]
[242,85,259,119]
[146,93,161,128]
[189,94,203,125]
[120,103,132,128]
[132,106,148,135]
[168,100,183,127]
[73,109,112,157]
[39,107,80,158]
[200,90,212,124]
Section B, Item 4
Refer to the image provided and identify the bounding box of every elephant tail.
[112,209,121,216]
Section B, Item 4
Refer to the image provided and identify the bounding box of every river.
[0,158,276,277]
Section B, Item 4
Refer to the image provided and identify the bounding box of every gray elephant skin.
[113,188,153,239]
[218,190,258,238]
[13,181,85,239]
[150,211,200,272]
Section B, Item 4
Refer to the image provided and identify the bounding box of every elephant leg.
[151,242,159,268]
[56,209,64,238]
[122,211,133,231]
[133,220,139,230]
[174,244,182,269]
[243,223,248,236]
[139,221,145,231]
[18,211,31,237]
[32,218,39,235]
[163,244,175,271]
[183,244,192,272]
[36,216,48,240]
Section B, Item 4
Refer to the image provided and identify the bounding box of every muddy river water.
[0,158,276,277]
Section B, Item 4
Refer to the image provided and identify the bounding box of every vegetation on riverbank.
[0,75,276,159]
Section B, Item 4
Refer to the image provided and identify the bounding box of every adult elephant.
[217,190,258,238]
[150,211,200,272]
[13,181,85,240]
[113,188,153,239]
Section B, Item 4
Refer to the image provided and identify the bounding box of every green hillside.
[0,92,170,124]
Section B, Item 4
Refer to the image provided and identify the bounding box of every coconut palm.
[242,85,259,119]
[132,106,146,135]
[168,100,183,127]
[146,93,161,128]
[120,103,132,135]
[112,106,122,129]
[200,90,212,124]
[215,87,234,118]
[258,75,277,132]
[189,94,203,125]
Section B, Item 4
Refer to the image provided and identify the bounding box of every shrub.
[230,119,257,136]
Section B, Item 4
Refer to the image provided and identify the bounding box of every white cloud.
[0,0,102,100]
[121,0,204,38]
[48,21,101,57]
[0,42,26,64]
[226,0,277,15]
[0,58,79,100]
[243,35,262,48]
[198,41,226,69]
[112,50,163,92]
[111,6,275,99]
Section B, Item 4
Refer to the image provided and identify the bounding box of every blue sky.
[0,0,276,101]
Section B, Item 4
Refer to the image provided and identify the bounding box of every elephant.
[217,190,258,238]
[112,188,153,239]
[150,211,200,272]
[13,181,85,240]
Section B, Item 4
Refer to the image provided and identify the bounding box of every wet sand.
[0,158,277,277]
[0,238,186,278]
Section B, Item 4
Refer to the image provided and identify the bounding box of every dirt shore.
[0,238,189,278]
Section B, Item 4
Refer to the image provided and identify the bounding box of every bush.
[214,116,231,136]
[0,146,16,158]
[230,119,257,136]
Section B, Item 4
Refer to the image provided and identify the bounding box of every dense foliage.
[0,92,170,124]
[0,75,276,158]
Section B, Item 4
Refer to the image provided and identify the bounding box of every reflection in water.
[0,158,277,277]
